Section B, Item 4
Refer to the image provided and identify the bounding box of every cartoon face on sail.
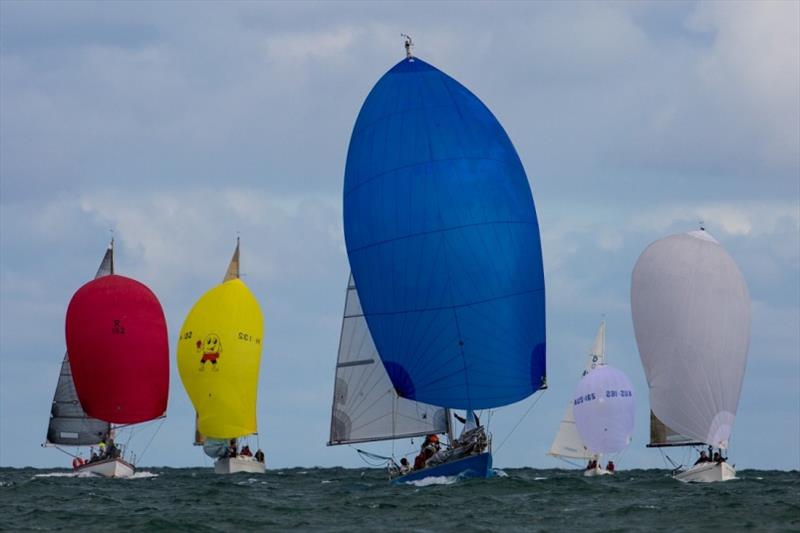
[177,278,263,440]
[197,334,223,369]
[342,56,546,411]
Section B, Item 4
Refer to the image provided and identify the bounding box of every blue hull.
[393,453,493,484]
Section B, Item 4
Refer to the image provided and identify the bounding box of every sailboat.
[572,364,635,477]
[177,239,266,475]
[631,228,750,483]
[547,322,606,472]
[44,245,113,469]
[334,39,547,482]
[62,240,170,478]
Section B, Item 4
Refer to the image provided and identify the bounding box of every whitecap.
[33,472,81,478]
[128,471,158,479]
[404,475,458,487]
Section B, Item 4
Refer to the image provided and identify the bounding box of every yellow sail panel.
[177,279,263,439]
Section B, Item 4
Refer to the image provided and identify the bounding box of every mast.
[445,409,455,445]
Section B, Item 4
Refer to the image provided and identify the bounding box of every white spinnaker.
[573,365,635,455]
[328,275,447,445]
[548,322,606,459]
[632,230,750,449]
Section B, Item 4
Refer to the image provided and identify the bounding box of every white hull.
[674,461,735,483]
[75,457,135,478]
[583,466,612,477]
[214,456,266,475]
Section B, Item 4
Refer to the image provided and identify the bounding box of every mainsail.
[548,322,606,459]
[178,240,263,440]
[66,273,169,425]
[329,275,448,445]
[46,354,111,445]
[632,230,750,449]
[572,365,635,455]
[342,56,546,411]
[46,244,115,446]
[648,411,702,448]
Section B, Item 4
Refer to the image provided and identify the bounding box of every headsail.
[572,365,635,455]
[329,275,448,445]
[632,230,750,449]
[178,240,263,440]
[46,243,115,445]
[66,274,170,425]
[342,56,546,410]
[548,322,606,459]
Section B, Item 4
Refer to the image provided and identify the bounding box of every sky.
[1,0,798,471]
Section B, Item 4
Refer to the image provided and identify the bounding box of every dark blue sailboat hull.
[392,452,493,484]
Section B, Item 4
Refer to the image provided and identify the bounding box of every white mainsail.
[632,230,750,449]
[328,275,448,445]
[548,322,606,459]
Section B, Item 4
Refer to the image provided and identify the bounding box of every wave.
[404,475,459,487]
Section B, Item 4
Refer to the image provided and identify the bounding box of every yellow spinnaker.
[177,279,263,439]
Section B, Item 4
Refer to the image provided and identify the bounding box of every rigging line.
[494,389,546,454]
[135,417,166,467]
[52,446,81,459]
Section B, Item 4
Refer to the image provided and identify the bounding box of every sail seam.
[360,286,543,317]
[347,220,538,255]
[344,155,519,197]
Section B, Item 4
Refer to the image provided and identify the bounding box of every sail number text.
[574,389,632,405]
[238,332,261,344]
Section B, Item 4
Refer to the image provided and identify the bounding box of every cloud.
[1,1,798,470]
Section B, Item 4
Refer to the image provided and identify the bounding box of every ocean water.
[1,467,797,531]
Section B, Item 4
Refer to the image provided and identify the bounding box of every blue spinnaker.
[343,57,546,410]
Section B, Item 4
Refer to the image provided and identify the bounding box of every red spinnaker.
[66,275,169,424]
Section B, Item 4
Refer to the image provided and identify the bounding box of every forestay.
[548,322,606,459]
[632,230,750,449]
[572,365,635,455]
[329,275,448,445]
[342,56,546,410]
